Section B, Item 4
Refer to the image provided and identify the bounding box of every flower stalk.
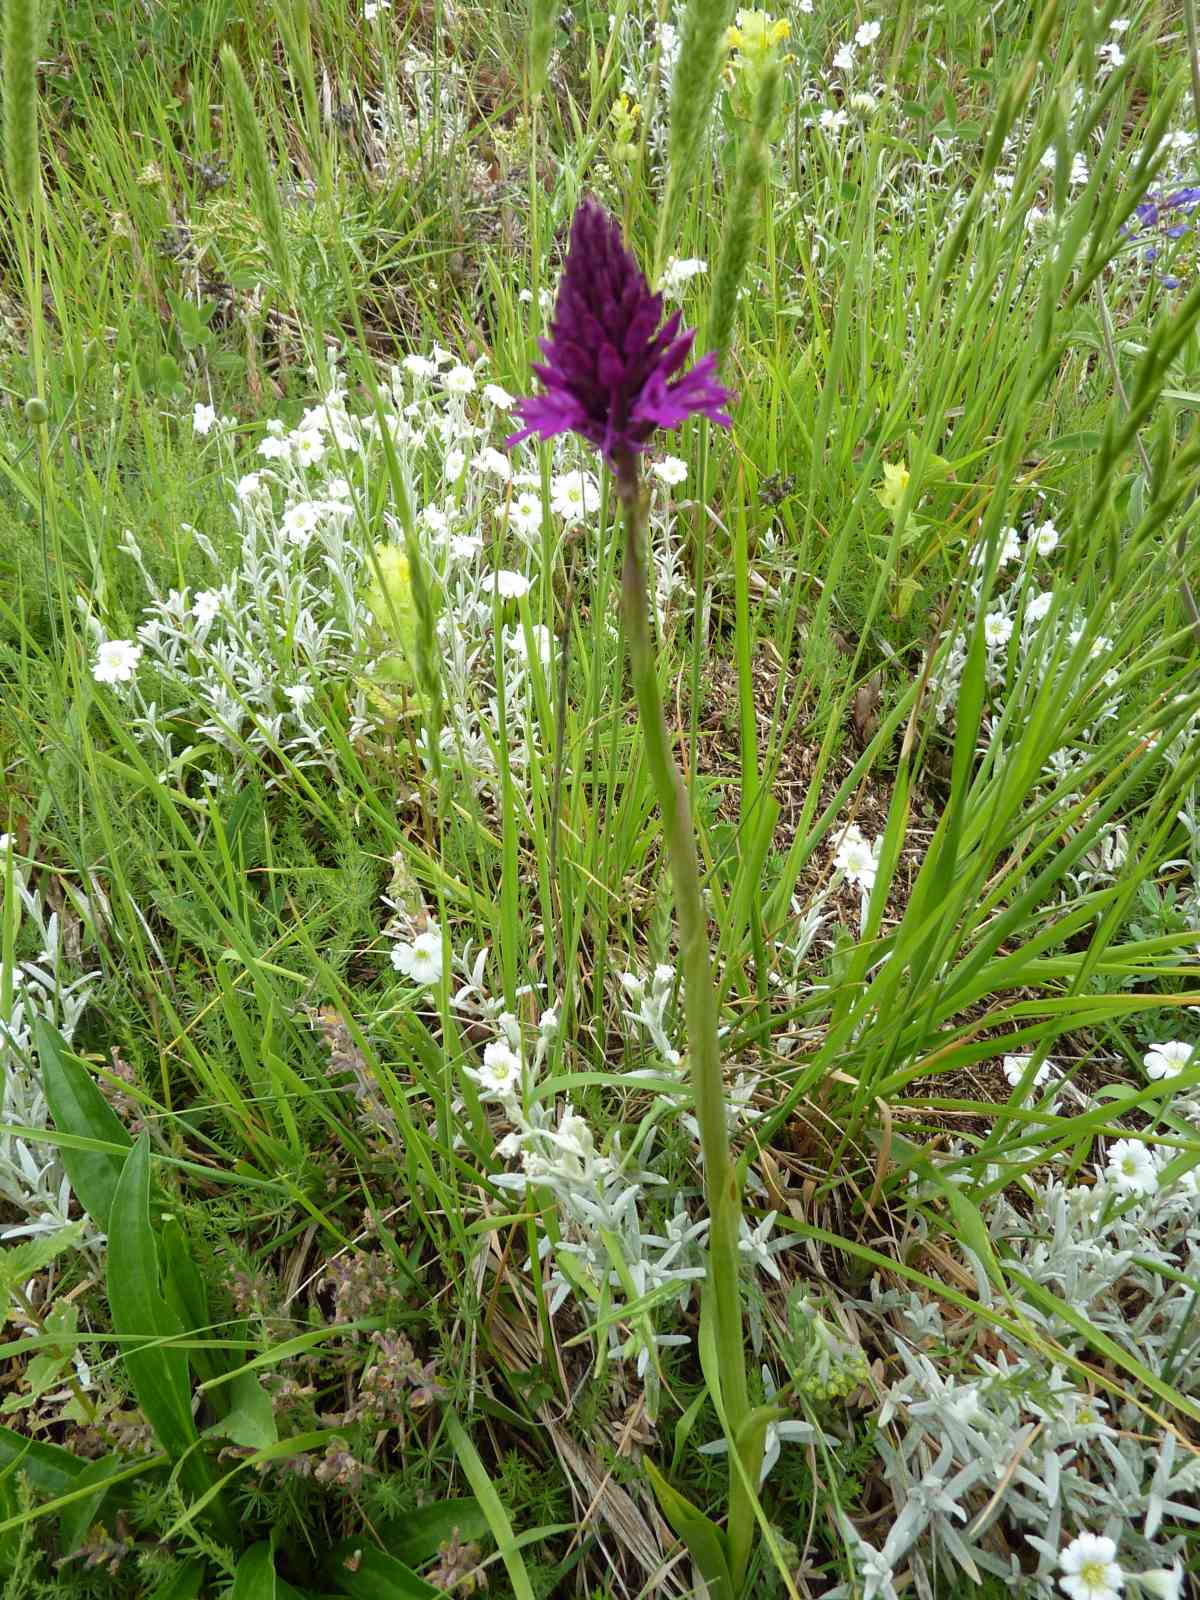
[614,453,755,1590]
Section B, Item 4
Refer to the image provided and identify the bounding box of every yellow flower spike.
[875,461,911,519]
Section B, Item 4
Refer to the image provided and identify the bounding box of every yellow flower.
[875,461,910,519]
[365,543,418,684]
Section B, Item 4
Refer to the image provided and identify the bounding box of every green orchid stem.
[615,454,755,1593]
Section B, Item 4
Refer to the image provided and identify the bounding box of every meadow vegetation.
[2,0,1200,1596]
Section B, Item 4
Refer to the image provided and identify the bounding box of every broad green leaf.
[376,1498,488,1566]
[35,1016,131,1227]
[57,1454,129,1556]
[161,1215,227,1391]
[107,1137,195,1460]
[325,1543,440,1599]
[149,1559,207,1600]
[643,1458,733,1600]
[233,1543,277,1600]
[207,1369,277,1451]
[0,1424,86,1497]
[0,1222,87,1324]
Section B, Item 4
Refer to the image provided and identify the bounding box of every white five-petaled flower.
[1003,1054,1053,1089]
[474,1039,522,1100]
[550,469,601,520]
[1026,590,1053,624]
[819,107,849,131]
[391,924,443,987]
[833,824,880,893]
[984,611,1013,648]
[93,638,143,684]
[999,526,1022,566]
[482,382,515,410]
[832,42,855,70]
[497,490,543,540]
[650,455,689,486]
[854,20,881,48]
[193,402,218,436]
[1031,518,1059,556]
[291,428,326,467]
[1105,1138,1159,1198]
[474,445,512,482]
[494,569,531,601]
[402,352,438,380]
[281,500,323,544]
[192,590,222,625]
[1058,1532,1124,1600]
[235,471,264,501]
[1143,1040,1193,1080]
[443,363,476,396]
[504,623,552,667]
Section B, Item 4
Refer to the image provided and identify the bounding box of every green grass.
[2,0,1200,1596]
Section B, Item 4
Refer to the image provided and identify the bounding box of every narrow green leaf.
[444,1409,535,1600]
[643,1458,733,1600]
[35,1016,131,1227]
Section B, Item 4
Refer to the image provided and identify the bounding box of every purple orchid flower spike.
[506,199,735,485]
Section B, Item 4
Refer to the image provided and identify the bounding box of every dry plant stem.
[615,454,754,1589]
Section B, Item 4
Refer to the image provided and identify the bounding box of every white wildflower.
[1003,1054,1053,1089]
[1031,519,1059,556]
[550,470,601,520]
[392,925,444,987]
[984,611,1013,648]
[1058,1532,1124,1600]
[1105,1139,1159,1198]
[192,402,218,436]
[650,455,689,486]
[833,824,880,893]
[1143,1040,1193,1080]
[192,590,222,626]
[443,364,476,396]
[659,257,707,299]
[494,570,531,601]
[291,428,326,467]
[93,639,142,685]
